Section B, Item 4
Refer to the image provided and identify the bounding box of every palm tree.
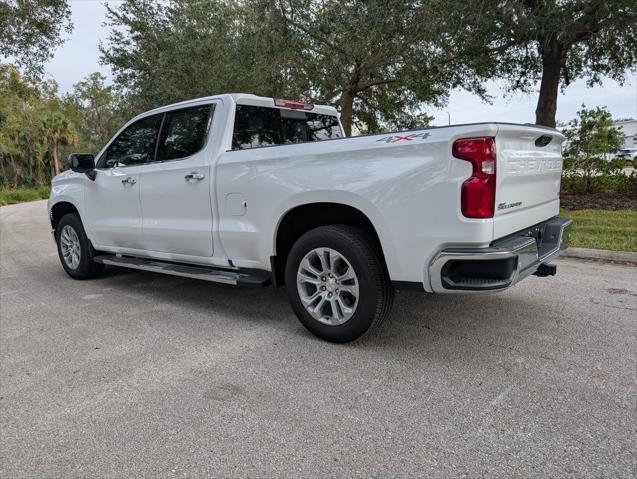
[40,110,77,176]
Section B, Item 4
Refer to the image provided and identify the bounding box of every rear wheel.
[55,213,104,279]
[285,225,394,342]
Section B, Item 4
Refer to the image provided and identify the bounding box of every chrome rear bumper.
[429,216,572,293]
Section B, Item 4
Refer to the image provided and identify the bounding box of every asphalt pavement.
[1,200,635,478]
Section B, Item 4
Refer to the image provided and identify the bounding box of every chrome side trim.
[99,257,239,284]
[93,255,271,287]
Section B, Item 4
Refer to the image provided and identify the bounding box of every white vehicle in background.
[615,148,637,161]
[48,94,571,342]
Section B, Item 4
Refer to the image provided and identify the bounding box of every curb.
[560,247,637,265]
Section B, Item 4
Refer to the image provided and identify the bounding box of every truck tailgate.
[493,125,564,239]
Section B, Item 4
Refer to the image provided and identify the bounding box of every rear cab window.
[232,104,342,150]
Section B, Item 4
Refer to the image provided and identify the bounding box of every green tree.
[491,0,637,127]
[562,105,624,193]
[101,0,242,115]
[563,105,624,158]
[64,73,123,153]
[1,65,109,186]
[0,0,73,75]
[39,108,77,176]
[274,0,500,135]
[100,0,499,135]
[0,64,50,186]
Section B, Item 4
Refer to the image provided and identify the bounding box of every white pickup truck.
[49,93,571,342]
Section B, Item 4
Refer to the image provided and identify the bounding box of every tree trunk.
[52,142,60,176]
[340,89,355,136]
[28,157,34,183]
[535,41,566,128]
[10,156,19,188]
[35,158,44,185]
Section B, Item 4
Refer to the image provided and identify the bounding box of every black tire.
[55,213,104,280]
[285,225,394,343]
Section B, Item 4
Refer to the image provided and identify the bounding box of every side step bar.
[93,255,270,287]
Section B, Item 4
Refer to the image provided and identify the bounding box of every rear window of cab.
[231,104,342,150]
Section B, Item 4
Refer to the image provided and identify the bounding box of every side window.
[306,113,342,141]
[281,111,342,143]
[232,105,281,149]
[101,114,162,168]
[280,109,309,144]
[231,105,342,150]
[156,105,213,161]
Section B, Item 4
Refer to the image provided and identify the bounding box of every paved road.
[1,200,635,478]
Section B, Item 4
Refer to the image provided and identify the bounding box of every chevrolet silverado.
[49,94,571,342]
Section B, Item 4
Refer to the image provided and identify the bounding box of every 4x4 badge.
[376,132,431,143]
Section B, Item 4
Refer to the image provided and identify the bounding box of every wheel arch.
[50,201,80,231]
[271,201,393,287]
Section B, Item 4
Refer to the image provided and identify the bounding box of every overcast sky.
[45,0,637,127]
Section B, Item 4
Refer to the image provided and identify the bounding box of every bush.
[561,156,637,195]
[559,105,636,196]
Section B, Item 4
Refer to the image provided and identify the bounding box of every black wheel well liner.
[271,202,386,287]
[50,202,79,230]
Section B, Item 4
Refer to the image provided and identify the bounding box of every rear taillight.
[452,137,496,218]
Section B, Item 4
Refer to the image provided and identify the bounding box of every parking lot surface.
[1,200,636,478]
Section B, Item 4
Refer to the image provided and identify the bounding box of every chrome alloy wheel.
[60,225,81,270]
[296,247,359,326]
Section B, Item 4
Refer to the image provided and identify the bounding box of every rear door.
[138,104,216,257]
[493,125,564,239]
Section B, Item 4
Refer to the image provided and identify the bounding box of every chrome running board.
[93,255,270,287]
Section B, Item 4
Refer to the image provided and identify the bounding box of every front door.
[85,114,163,249]
[138,104,215,257]
[85,166,143,249]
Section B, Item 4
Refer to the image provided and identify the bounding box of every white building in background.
[613,119,637,150]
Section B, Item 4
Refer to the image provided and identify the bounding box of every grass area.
[0,186,50,206]
[561,209,637,252]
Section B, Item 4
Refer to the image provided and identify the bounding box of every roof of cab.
[133,93,339,121]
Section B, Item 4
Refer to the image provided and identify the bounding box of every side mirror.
[68,153,97,181]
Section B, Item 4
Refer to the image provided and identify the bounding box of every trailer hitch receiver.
[534,263,557,277]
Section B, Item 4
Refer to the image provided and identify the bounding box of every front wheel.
[285,225,394,343]
[55,213,104,280]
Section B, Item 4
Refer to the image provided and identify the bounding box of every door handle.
[121,176,136,185]
[185,172,205,182]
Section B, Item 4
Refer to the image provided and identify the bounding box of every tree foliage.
[563,105,624,157]
[0,64,118,187]
[276,0,507,134]
[101,0,292,117]
[0,0,73,75]
[561,105,627,193]
[101,0,501,134]
[0,65,56,186]
[39,108,77,176]
[490,0,637,127]
[63,73,124,153]
[100,0,637,132]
